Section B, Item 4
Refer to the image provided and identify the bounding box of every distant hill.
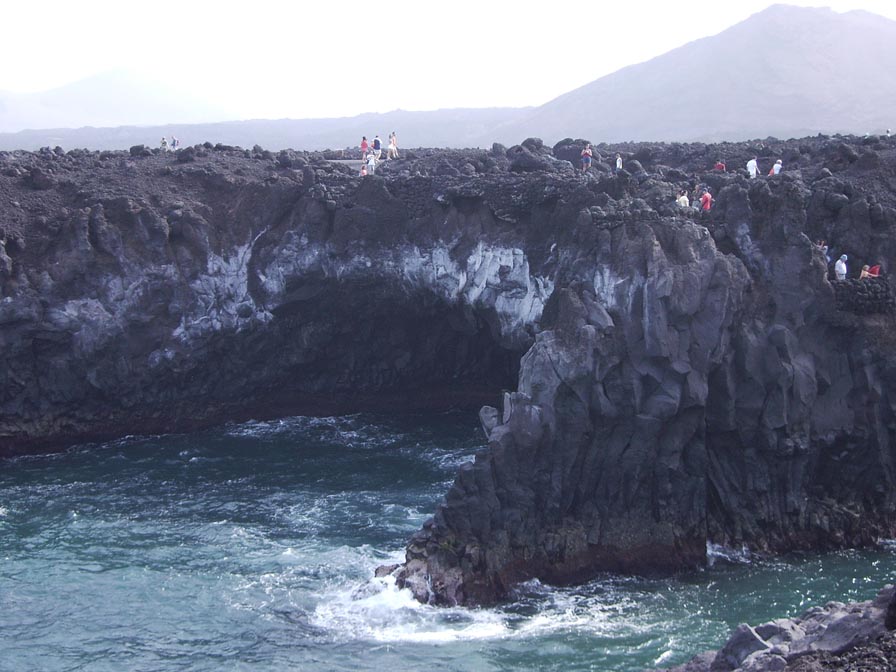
[488,4,896,144]
[0,107,531,152]
[0,71,232,135]
[0,5,893,151]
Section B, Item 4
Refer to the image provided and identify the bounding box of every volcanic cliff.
[2,136,896,607]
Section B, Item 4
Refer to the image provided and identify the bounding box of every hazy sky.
[3,0,895,121]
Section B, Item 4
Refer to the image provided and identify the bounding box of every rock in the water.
[659,586,896,672]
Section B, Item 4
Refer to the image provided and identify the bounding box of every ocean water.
[1,412,894,672]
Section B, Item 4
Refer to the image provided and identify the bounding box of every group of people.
[673,155,786,211]
[833,255,880,281]
[746,156,783,178]
[359,132,399,175]
[160,136,180,151]
[816,241,881,281]
[677,187,713,212]
[579,145,623,173]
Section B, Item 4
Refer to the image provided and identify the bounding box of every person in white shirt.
[771,159,783,175]
[676,189,689,207]
[835,254,848,280]
[615,154,623,172]
[746,156,759,178]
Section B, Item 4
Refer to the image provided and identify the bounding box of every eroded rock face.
[2,137,896,605]
[391,139,896,605]
[0,145,569,450]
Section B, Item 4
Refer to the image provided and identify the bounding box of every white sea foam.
[706,541,753,566]
[311,573,510,644]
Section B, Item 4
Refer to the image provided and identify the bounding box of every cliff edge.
[2,136,896,606]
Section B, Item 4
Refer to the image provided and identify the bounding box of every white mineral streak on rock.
[174,233,272,342]
[592,266,623,310]
[254,240,553,346]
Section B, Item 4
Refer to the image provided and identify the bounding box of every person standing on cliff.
[700,189,713,212]
[615,153,623,172]
[581,143,593,172]
[387,132,399,159]
[676,189,690,207]
[372,135,383,160]
[714,159,726,171]
[747,156,759,178]
[835,254,848,280]
[769,159,783,175]
[366,150,377,175]
[360,136,369,160]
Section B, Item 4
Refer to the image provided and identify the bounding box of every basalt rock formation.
[2,136,896,609]
[658,585,896,672]
[389,136,896,605]
[0,143,551,450]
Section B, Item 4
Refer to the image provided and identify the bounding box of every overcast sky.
[3,0,895,121]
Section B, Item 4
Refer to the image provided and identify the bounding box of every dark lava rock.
[658,586,896,672]
[506,143,555,173]
[25,167,54,190]
[2,135,896,623]
[175,146,197,163]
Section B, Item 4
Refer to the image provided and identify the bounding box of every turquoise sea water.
[1,413,894,672]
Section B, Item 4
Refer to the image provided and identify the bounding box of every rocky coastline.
[2,135,896,616]
[658,584,896,672]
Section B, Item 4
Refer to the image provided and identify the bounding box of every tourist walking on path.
[835,254,848,280]
[581,143,593,172]
[366,151,377,175]
[700,189,713,212]
[372,135,383,160]
[747,156,759,178]
[360,136,369,160]
[615,154,623,172]
[769,159,783,175]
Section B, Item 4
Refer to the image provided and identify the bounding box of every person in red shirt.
[861,264,881,278]
[714,159,726,171]
[700,189,713,212]
[360,136,369,160]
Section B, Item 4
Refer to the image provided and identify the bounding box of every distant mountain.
[0,70,233,134]
[0,5,893,151]
[0,107,531,152]
[488,4,896,143]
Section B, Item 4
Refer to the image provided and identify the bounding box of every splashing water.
[1,412,893,672]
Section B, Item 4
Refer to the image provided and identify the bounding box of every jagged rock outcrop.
[389,137,896,605]
[658,585,896,672]
[2,137,896,612]
[0,143,563,450]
